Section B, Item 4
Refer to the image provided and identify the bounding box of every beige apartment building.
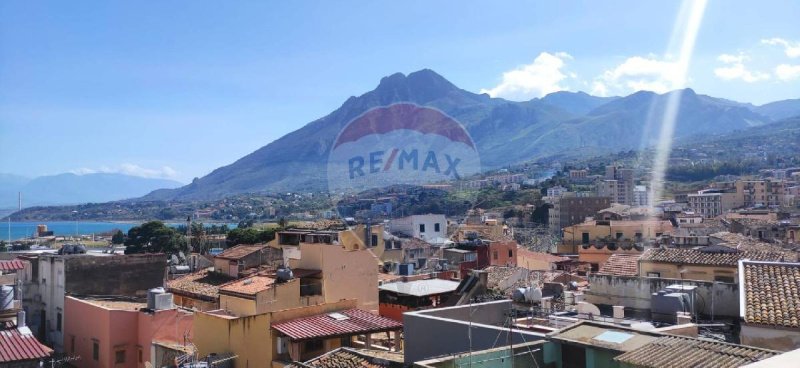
[735,179,790,208]
[687,190,740,218]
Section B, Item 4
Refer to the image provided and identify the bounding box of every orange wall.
[379,303,412,322]
[489,241,517,267]
[65,297,194,368]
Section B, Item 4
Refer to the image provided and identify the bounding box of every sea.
[2,221,236,241]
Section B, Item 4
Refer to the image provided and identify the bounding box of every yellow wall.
[194,312,273,368]
[297,243,379,312]
[220,280,305,317]
[639,262,737,282]
[563,220,673,246]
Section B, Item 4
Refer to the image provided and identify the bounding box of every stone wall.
[585,274,739,318]
[65,254,166,296]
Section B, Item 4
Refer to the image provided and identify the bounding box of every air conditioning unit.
[276,337,289,354]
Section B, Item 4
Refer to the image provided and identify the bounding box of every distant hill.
[141,69,793,201]
[753,99,800,121]
[0,173,183,207]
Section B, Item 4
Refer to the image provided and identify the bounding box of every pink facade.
[64,297,193,368]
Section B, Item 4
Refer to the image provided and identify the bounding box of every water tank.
[525,287,543,303]
[0,286,13,310]
[276,267,294,282]
[147,287,166,309]
[512,288,527,302]
[398,263,414,276]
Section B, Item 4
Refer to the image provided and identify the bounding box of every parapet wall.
[65,254,166,296]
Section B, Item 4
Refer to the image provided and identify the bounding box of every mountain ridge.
[138,69,798,201]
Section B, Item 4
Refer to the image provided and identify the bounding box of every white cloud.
[761,38,800,58]
[713,53,770,82]
[480,52,573,100]
[592,55,682,94]
[775,64,800,81]
[69,164,179,180]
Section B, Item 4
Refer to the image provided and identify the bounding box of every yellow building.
[561,219,673,269]
[193,299,402,368]
[638,247,786,282]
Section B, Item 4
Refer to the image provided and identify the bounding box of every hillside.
[142,69,797,201]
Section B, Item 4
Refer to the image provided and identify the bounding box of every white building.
[547,185,568,198]
[389,214,447,240]
[633,185,650,207]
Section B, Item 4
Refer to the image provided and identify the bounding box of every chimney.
[676,311,692,325]
[364,219,372,248]
[613,306,625,323]
[16,310,25,328]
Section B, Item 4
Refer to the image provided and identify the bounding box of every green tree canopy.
[124,221,187,254]
[226,227,276,247]
[111,229,125,244]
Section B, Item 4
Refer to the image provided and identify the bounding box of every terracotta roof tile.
[0,259,25,272]
[641,248,785,267]
[166,269,234,300]
[219,275,277,296]
[743,261,800,328]
[272,309,402,341]
[215,245,265,260]
[614,335,778,368]
[0,323,53,363]
[305,348,391,368]
[597,254,640,276]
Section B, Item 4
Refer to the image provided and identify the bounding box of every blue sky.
[1,1,798,183]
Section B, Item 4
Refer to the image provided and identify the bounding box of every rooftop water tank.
[0,285,13,310]
[147,287,166,310]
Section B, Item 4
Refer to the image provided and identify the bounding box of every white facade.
[633,185,650,207]
[389,214,447,240]
[21,256,66,352]
[547,186,568,198]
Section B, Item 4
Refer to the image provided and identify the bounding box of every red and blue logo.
[327,103,480,193]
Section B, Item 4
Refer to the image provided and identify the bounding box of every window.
[714,275,734,283]
[635,232,642,240]
[371,234,378,247]
[581,232,590,244]
[93,341,99,361]
[304,339,323,352]
[493,250,498,260]
[464,253,477,262]
[508,249,513,258]
[419,224,425,233]
[57,312,62,332]
[115,350,125,364]
[434,223,441,232]
[384,240,392,250]
[647,272,660,278]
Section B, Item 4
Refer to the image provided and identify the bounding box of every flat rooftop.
[378,279,460,297]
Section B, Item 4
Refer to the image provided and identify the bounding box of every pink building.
[64,296,193,368]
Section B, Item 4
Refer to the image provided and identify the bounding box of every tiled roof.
[304,348,391,368]
[219,275,277,296]
[742,261,800,328]
[517,249,569,263]
[215,245,265,260]
[272,309,402,341]
[597,254,640,276]
[166,269,234,300]
[0,323,53,363]
[614,335,778,368]
[0,259,25,272]
[640,248,785,267]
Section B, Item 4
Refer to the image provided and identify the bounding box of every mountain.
[540,91,619,115]
[0,173,183,207]
[142,69,785,201]
[753,99,800,121]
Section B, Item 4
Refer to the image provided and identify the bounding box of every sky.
[1,1,798,183]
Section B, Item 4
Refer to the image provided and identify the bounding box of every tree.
[124,221,187,254]
[111,230,125,244]
[226,227,276,247]
[278,217,287,229]
[0,240,7,252]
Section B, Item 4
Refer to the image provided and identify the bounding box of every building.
[192,300,400,368]
[561,219,673,269]
[0,321,53,367]
[218,273,309,317]
[213,244,272,278]
[613,334,779,368]
[403,300,546,364]
[389,214,447,240]
[19,254,166,352]
[547,185,568,198]
[289,347,404,368]
[166,269,235,311]
[633,185,650,207]
[639,247,786,282]
[687,189,739,218]
[739,260,800,351]
[516,249,569,271]
[377,278,460,321]
[548,195,612,234]
[736,179,790,208]
[597,165,635,205]
[63,294,193,368]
